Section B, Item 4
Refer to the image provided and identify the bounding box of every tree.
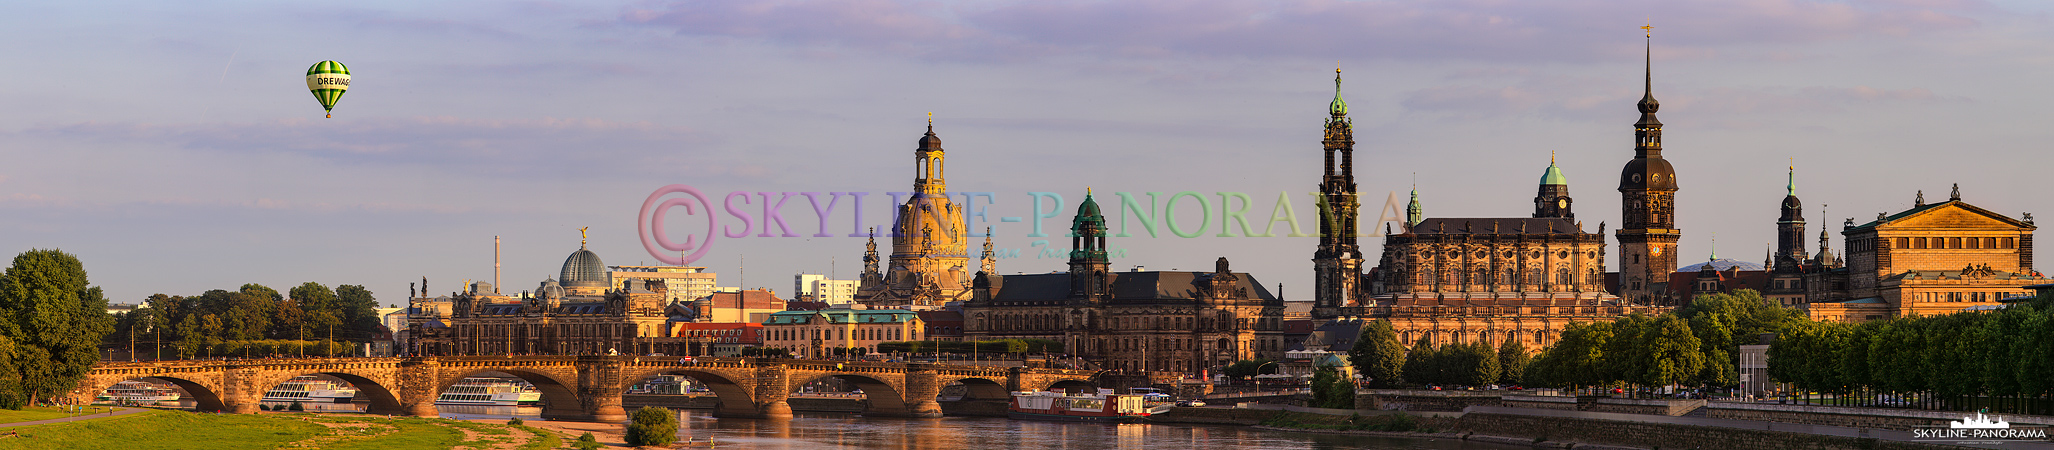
[1310,367,1355,409]
[1400,338,1440,386]
[0,249,116,407]
[1349,320,1405,387]
[335,285,380,338]
[625,406,678,447]
[1528,321,1612,388]
[291,283,342,352]
[1636,315,1703,388]
[1224,359,1277,378]
[1497,338,1531,386]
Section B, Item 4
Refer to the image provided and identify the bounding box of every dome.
[1540,163,1568,186]
[918,126,941,150]
[1679,259,1764,272]
[560,246,607,288]
[1315,353,1349,369]
[1618,157,1678,191]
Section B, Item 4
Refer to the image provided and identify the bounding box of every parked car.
[1175,400,1206,407]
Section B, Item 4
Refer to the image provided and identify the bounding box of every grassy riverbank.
[0,406,101,424]
[0,410,564,450]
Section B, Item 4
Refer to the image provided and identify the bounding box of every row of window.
[1910,291,2027,303]
[1851,236,2018,252]
[764,327,912,342]
[1404,266,1599,285]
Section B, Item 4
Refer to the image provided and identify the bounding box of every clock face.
[1556,199,1568,208]
[1651,247,1664,256]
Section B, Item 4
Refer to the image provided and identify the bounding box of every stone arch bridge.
[70,356,1099,421]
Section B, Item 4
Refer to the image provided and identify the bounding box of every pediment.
[1883,202,2030,230]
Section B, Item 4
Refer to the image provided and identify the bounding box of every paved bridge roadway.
[69,356,1099,421]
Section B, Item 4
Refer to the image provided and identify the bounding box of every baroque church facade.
[1318,43,1675,349]
[853,121,974,310]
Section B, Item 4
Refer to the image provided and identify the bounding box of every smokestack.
[494,236,502,293]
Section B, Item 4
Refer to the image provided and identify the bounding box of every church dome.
[1540,162,1568,186]
[560,246,607,288]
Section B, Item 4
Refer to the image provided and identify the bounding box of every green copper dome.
[1328,70,1348,117]
[1541,162,1568,186]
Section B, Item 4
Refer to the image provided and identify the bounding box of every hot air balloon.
[305,61,350,118]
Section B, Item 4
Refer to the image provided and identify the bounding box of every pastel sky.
[4,0,2051,306]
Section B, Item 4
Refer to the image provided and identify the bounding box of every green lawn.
[316,417,466,450]
[0,406,96,424]
[0,410,559,450]
[0,410,327,450]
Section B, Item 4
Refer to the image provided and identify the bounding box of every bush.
[573,432,603,450]
[507,417,523,426]
[287,401,304,411]
[624,406,678,447]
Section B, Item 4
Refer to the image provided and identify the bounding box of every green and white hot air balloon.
[305,61,350,118]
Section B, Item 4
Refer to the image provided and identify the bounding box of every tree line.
[1767,293,2054,405]
[0,249,116,409]
[1345,290,1803,391]
[111,282,384,359]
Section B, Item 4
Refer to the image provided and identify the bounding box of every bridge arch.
[78,375,228,412]
[434,368,583,420]
[789,372,911,417]
[248,371,405,415]
[621,367,758,418]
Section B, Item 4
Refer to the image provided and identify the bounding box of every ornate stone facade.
[1803,186,2045,322]
[962,193,1287,374]
[410,240,674,356]
[855,122,973,310]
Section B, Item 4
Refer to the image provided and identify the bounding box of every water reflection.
[438,404,545,420]
[665,411,1521,450]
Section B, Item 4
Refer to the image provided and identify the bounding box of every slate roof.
[988,271,1278,304]
[1407,217,1585,235]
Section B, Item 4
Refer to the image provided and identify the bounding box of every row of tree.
[110,282,383,359]
[1523,290,1805,389]
[1767,293,2054,398]
[1347,320,1530,388]
[1341,290,1803,391]
[0,250,116,409]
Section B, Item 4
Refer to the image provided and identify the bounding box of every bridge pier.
[751,363,794,419]
[578,355,629,422]
[904,363,944,418]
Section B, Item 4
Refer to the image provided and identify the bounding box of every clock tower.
[1617,29,1681,305]
[1534,153,1573,219]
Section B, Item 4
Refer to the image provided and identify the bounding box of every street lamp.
[1256,361,1278,393]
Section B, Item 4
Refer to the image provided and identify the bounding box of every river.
[440,406,1519,450]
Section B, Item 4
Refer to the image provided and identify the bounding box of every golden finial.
[1642,21,1652,37]
[1087,186,1093,196]
[927,112,933,125]
[579,226,589,246]
[1551,149,1556,165]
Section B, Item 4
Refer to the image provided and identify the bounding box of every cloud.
[1682,85,1963,114]
[618,0,1985,63]
[13,117,769,179]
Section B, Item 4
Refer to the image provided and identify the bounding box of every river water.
[441,407,1519,450]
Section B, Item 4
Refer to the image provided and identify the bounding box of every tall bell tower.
[1616,27,1682,305]
[1313,68,1363,318]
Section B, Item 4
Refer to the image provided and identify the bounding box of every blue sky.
[4,0,2051,305]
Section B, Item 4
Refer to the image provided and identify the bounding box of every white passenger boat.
[437,377,543,406]
[96,380,182,404]
[263,376,359,403]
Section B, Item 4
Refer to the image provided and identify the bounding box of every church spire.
[1787,165,1796,196]
[1406,183,1424,227]
[1329,67,1348,117]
